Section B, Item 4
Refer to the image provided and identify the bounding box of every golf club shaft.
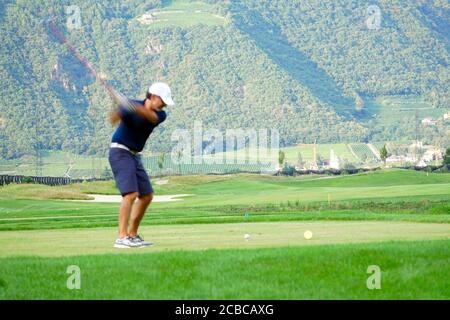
[47,21,136,112]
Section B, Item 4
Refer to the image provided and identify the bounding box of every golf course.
[0,169,449,299]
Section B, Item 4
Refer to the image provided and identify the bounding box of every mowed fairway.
[0,169,449,299]
[1,221,449,257]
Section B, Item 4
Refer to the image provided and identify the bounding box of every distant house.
[405,155,417,162]
[386,155,415,164]
[422,151,433,162]
[139,12,156,24]
[443,112,450,121]
[422,148,443,162]
[416,159,427,168]
[308,162,319,170]
[409,140,423,149]
[143,13,154,20]
[421,117,437,126]
[145,39,163,55]
[386,155,402,163]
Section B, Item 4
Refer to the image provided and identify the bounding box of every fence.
[2,165,446,187]
[0,175,111,186]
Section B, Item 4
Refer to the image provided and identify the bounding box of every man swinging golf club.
[108,82,174,248]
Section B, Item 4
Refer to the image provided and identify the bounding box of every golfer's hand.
[109,111,121,126]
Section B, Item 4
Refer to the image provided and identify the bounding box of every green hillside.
[0,0,448,160]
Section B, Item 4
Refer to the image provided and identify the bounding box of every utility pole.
[87,85,99,179]
[313,138,317,169]
[35,93,43,177]
[414,109,420,163]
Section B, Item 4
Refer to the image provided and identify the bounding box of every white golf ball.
[244,233,251,240]
[304,230,313,240]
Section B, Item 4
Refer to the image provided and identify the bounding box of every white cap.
[148,82,174,106]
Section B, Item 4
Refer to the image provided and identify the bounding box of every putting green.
[1,221,449,257]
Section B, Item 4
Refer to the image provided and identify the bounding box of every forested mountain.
[0,0,448,159]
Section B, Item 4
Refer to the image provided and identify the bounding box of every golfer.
[108,82,173,248]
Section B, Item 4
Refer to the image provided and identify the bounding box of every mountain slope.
[0,0,448,159]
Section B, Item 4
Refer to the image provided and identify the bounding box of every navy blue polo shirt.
[111,99,167,152]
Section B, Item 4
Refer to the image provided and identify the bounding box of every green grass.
[0,169,448,232]
[0,180,121,200]
[0,169,449,299]
[0,150,109,178]
[0,194,449,232]
[137,0,226,28]
[165,0,218,11]
[363,95,445,125]
[2,137,438,177]
[0,221,449,257]
[0,141,391,177]
[349,143,378,162]
[283,169,450,187]
[0,240,448,299]
[282,143,358,163]
[4,168,448,199]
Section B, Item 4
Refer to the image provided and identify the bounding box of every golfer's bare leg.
[129,192,153,237]
[119,192,138,238]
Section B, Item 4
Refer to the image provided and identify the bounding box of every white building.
[443,112,450,121]
[386,155,416,164]
[422,149,443,162]
[308,162,319,170]
[416,159,427,168]
[329,149,340,169]
[138,12,156,24]
[421,117,437,126]
[409,140,423,149]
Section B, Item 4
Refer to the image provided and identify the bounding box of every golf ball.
[304,230,313,240]
[244,233,251,240]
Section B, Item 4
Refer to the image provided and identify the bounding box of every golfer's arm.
[110,103,136,125]
[109,110,121,126]
[133,106,159,126]
[109,107,133,126]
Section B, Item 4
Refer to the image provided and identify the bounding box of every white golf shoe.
[113,236,142,249]
[129,234,153,247]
